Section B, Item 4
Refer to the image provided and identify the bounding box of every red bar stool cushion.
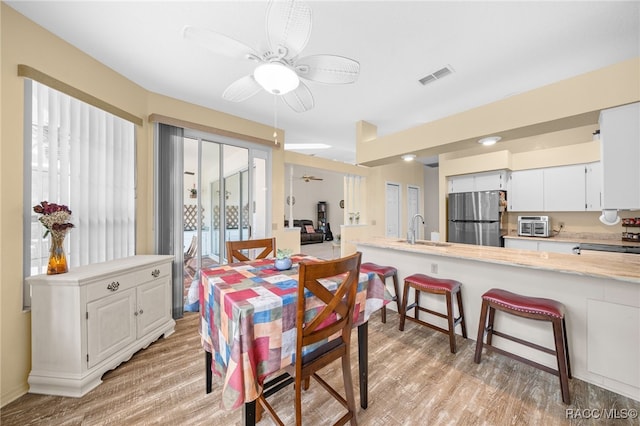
[405,273,461,293]
[482,288,565,318]
[361,262,397,278]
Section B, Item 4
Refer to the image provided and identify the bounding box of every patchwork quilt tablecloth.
[199,254,389,410]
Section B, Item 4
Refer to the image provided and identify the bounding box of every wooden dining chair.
[225,237,276,263]
[258,251,362,426]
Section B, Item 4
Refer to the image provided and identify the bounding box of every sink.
[415,240,451,247]
[397,239,451,247]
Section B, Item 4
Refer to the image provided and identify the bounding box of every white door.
[385,183,400,238]
[407,185,420,239]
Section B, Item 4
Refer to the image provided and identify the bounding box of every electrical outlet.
[431,263,438,274]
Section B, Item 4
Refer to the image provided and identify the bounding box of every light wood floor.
[2,311,639,425]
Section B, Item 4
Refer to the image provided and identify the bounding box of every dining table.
[199,253,390,426]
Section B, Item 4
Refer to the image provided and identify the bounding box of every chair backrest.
[184,235,198,259]
[296,252,362,366]
[226,237,276,263]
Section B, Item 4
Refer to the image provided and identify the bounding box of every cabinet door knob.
[151,269,160,278]
[139,309,143,315]
[107,281,120,291]
[134,311,138,316]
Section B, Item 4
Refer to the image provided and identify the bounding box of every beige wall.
[0,5,281,405]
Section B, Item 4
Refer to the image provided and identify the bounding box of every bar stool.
[474,288,572,404]
[399,273,467,353]
[360,262,400,323]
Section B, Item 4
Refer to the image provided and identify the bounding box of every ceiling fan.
[299,174,323,182]
[183,0,360,113]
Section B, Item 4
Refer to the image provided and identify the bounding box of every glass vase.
[47,233,68,275]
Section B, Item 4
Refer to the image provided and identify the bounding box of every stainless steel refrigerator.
[447,191,504,247]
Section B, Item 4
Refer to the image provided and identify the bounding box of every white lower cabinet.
[504,238,579,254]
[28,255,175,397]
[504,238,538,251]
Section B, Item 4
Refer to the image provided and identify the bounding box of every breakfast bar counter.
[354,237,640,402]
[356,236,640,283]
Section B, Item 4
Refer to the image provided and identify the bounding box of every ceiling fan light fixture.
[478,136,501,146]
[401,154,416,162]
[254,62,299,95]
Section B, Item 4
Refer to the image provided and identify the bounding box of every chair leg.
[414,289,421,321]
[562,317,572,379]
[379,274,387,324]
[445,291,456,353]
[399,282,411,331]
[456,289,468,338]
[553,318,571,404]
[295,374,303,426]
[341,352,358,425]
[486,306,496,346]
[391,272,401,312]
[474,299,489,363]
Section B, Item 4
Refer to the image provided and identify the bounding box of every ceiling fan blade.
[222,75,262,102]
[183,25,261,61]
[266,0,312,59]
[282,81,314,113]
[296,54,360,84]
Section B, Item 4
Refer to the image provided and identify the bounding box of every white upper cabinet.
[543,164,586,211]
[448,170,507,193]
[599,102,640,210]
[585,162,602,211]
[448,174,475,193]
[509,162,602,212]
[509,169,544,211]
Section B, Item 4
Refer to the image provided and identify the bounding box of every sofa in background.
[285,219,325,245]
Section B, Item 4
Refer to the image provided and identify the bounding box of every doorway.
[385,182,401,238]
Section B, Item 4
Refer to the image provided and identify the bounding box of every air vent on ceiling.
[419,65,454,86]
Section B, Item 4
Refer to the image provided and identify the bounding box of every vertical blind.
[154,123,185,319]
[26,80,136,296]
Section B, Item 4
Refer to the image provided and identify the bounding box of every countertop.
[503,232,640,247]
[355,236,640,284]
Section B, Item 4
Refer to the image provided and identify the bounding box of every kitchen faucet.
[408,214,425,244]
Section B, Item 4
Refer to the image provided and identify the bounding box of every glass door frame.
[183,129,272,266]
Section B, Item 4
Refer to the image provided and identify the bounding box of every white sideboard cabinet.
[27,255,175,397]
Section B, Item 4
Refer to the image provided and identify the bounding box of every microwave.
[518,216,551,237]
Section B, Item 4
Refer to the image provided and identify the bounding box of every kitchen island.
[355,237,640,402]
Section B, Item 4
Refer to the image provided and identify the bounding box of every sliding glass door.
[157,124,271,317]
[184,130,270,267]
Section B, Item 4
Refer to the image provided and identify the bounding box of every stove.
[578,243,640,254]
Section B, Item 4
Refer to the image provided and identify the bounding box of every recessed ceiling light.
[401,154,416,161]
[284,143,331,150]
[478,136,501,146]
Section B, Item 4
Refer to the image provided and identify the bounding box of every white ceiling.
[7,1,640,164]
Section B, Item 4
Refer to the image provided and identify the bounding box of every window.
[23,80,136,307]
